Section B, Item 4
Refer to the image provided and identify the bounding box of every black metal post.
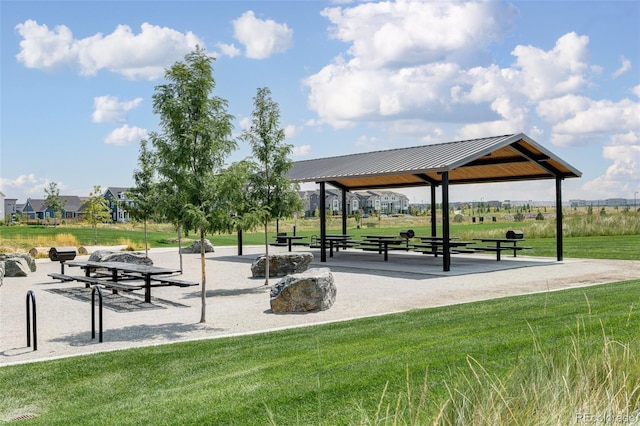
[92,286,103,343]
[320,182,327,262]
[556,176,563,261]
[237,229,243,256]
[341,189,347,235]
[430,185,437,237]
[26,290,37,351]
[442,172,451,272]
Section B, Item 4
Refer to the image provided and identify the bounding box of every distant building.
[104,187,133,223]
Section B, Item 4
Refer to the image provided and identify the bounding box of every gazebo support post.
[341,189,347,235]
[430,184,437,237]
[320,182,327,262]
[556,176,563,261]
[442,172,451,272]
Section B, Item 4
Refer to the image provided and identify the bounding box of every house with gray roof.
[104,187,133,223]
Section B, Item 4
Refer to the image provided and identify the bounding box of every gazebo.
[287,133,582,271]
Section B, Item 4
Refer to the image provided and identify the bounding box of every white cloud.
[92,95,143,123]
[612,56,631,78]
[291,144,311,156]
[232,11,293,59]
[510,32,590,101]
[16,20,204,80]
[321,1,516,68]
[0,174,50,199]
[217,42,241,58]
[284,124,302,139]
[536,95,640,147]
[104,125,147,146]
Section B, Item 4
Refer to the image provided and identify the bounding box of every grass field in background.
[2,213,639,260]
[1,280,638,424]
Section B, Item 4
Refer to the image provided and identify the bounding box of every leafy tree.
[44,181,66,226]
[126,139,158,258]
[150,47,239,323]
[83,185,112,244]
[241,87,302,285]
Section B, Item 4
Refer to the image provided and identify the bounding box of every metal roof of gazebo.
[288,133,582,271]
[288,133,581,189]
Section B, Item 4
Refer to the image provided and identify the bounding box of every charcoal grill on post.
[49,247,77,273]
[399,229,415,248]
[506,230,524,240]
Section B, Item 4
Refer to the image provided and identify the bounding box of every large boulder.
[270,268,336,313]
[0,252,36,272]
[2,257,30,277]
[251,252,313,278]
[88,250,153,265]
[180,239,215,254]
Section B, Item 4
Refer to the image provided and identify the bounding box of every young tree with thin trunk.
[150,47,239,323]
[44,182,66,226]
[241,87,302,285]
[83,185,112,245]
[127,139,158,258]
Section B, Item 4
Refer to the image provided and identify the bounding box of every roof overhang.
[288,133,581,191]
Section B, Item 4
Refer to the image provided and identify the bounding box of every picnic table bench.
[358,236,406,261]
[472,238,531,261]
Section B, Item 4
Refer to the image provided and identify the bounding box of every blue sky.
[1,0,639,205]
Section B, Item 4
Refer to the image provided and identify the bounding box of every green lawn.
[3,220,639,260]
[1,280,638,424]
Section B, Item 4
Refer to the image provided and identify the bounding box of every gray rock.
[3,257,30,277]
[180,239,215,254]
[270,268,336,313]
[88,250,153,265]
[251,252,313,278]
[0,252,36,272]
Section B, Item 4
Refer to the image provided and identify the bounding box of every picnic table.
[59,260,194,303]
[472,238,531,261]
[276,235,308,251]
[359,235,406,261]
[324,234,355,257]
[412,239,477,257]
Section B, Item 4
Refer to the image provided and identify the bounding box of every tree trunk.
[178,226,183,273]
[199,228,207,323]
[264,221,269,286]
[144,219,149,258]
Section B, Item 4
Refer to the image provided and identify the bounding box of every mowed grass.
[3,215,639,260]
[1,280,638,424]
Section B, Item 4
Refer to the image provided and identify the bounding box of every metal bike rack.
[26,290,37,351]
[91,286,104,343]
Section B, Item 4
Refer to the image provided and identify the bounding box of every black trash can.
[506,230,524,240]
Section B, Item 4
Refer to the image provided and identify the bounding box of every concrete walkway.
[1,245,638,366]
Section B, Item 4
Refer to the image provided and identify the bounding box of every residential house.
[360,190,409,215]
[298,188,409,216]
[104,187,133,222]
[22,196,87,221]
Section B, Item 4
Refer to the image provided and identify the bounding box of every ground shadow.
[48,322,223,347]
[183,285,270,299]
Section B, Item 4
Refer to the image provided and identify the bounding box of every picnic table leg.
[144,275,151,303]
[288,239,293,252]
[329,240,334,257]
[496,242,502,261]
[383,243,389,261]
[512,242,517,257]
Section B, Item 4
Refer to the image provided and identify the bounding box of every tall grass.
[361,312,640,426]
